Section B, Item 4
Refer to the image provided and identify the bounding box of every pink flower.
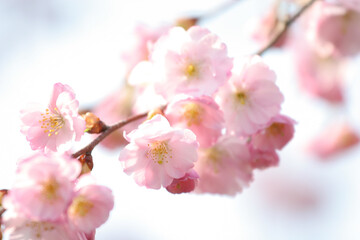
[249,147,279,170]
[194,136,253,195]
[21,83,86,152]
[132,84,167,114]
[165,95,224,147]
[67,174,114,234]
[119,114,199,189]
[2,197,87,240]
[93,84,145,149]
[251,4,288,48]
[121,23,170,74]
[308,122,360,159]
[306,1,360,57]
[151,26,232,99]
[216,56,284,136]
[292,38,347,103]
[10,152,81,221]
[335,0,360,13]
[251,115,296,151]
[166,169,199,194]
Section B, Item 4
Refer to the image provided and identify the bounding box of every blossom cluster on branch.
[1,0,360,239]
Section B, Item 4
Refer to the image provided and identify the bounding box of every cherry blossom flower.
[10,152,81,221]
[194,136,253,195]
[20,83,86,152]
[251,115,296,151]
[150,26,232,99]
[2,196,87,240]
[166,169,199,194]
[93,84,144,149]
[249,147,279,170]
[165,95,224,147]
[306,1,360,57]
[308,122,360,159]
[119,114,198,189]
[216,56,284,136]
[334,0,360,13]
[121,23,170,74]
[132,84,167,114]
[67,174,114,234]
[251,4,288,48]
[292,39,347,103]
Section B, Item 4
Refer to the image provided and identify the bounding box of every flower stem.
[72,112,148,158]
[255,0,317,56]
[196,0,242,22]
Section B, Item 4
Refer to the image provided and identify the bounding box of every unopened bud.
[0,189,8,207]
[79,154,94,174]
[83,112,107,134]
[176,17,198,30]
[166,170,199,194]
[147,108,165,120]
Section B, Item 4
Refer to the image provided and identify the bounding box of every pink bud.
[166,170,199,194]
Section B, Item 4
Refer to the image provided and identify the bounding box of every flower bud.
[84,112,107,134]
[176,17,198,30]
[0,189,8,208]
[147,108,165,120]
[166,170,199,194]
[79,154,94,174]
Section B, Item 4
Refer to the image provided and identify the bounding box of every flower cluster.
[116,26,295,195]
[20,83,86,152]
[2,153,113,239]
[4,21,296,240]
[2,83,114,239]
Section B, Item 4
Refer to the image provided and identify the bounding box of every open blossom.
[194,136,253,195]
[292,38,347,103]
[149,26,232,99]
[119,114,198,189]
[308,122,360,159]
[306,1,360,57]
[67,174,114,234]
[93,84,144,149]
[121,23,170,74]
[335,0,360,12]
[165,95,224,147]
[2,196,87,240]
[10,152,81,221]
[20,83,86,152]
[216,56,284,136]
[251,115,296,151]
[251,4,288,48]
[249,147,279,170]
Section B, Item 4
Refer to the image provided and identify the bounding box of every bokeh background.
[1,0,360,239]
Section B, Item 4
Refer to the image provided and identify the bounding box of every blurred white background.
[1,0,360,239]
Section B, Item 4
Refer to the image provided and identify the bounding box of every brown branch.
[196,0,242,22]
[72,112,148,158]
[255,0,317,56]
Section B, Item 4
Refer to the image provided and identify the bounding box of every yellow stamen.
[206,147,223,173]
[68,195,94,217]
[186,64,197,77]
[236,92,247,105]
[183,103,203,126]
[267,122,285,136]
[25,222,56,238]
[42,178,59,201]
[39,108,65,137]
[146,141,172,165]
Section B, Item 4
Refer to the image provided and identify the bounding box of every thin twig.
[255,0,317,56]
[72,112,148,158]
[196,0,242,22]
